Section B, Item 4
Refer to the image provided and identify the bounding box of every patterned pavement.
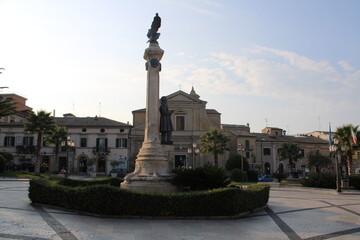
[0,180,359,240]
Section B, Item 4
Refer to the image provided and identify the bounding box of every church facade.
[130,87,227,170]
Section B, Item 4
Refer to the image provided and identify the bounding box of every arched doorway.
[79,156,87,173]
[98,156,106,173]
[41,156,50,172]
[264,162,271,174]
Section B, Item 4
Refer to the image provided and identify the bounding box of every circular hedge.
[29,178,270,218]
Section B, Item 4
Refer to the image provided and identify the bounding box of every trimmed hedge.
[29,179,269,217]
[301,173,336,189]
[58,177,123,187]
[349,175,360,190]
[0,155,5,172]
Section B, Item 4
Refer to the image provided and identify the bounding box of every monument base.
[120,180,178,193]
[162,144,175,171]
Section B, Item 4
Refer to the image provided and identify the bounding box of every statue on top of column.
[147,13,161,43]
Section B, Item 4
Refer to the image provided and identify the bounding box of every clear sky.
[0,0,359,134]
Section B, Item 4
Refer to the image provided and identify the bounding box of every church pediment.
[166,90,206,104]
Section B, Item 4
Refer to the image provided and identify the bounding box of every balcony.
[92,147,110,155]
[16,145,35,154]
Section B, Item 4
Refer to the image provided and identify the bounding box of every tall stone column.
[120,16,176,192]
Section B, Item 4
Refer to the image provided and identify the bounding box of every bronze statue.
[159,96,174,144]
[147,13,161,43]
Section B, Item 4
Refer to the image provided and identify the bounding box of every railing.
[16,145,35,154]
[92,147,110,155]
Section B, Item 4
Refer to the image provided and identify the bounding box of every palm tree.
[0,97,16,118]
[47,126,68,172]
[24,110,55,174]
[307,150,331,173]
[200,128,229,167]
[279,143,303,173]
[334,124,359,175]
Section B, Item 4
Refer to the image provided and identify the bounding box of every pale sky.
[0,0,359,134]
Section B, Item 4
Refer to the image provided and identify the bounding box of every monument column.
[121,14,176,193]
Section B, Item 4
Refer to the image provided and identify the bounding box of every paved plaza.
[0,180,360,240]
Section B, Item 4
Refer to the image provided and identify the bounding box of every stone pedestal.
[121,42,177,193]
[162,144,175,171]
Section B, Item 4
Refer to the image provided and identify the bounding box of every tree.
[0,151,14,164]
[24,110,55,174]
[225,154,249,171]
[47,126,68,172]
[307,150,331,173]
[334,124,359,175]
[200,128,229,167]
[279,143,303,173]
[0,97,16,118]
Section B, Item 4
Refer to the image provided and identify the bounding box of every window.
[263,148,271,155]
[96,138,108,152]
[246,152,250,158]
[4,136,15,147]
[116,138,128,148]
[23,137,33,146]
[245,140,250,149]
[80,138,87,148]
[176,116,185,131]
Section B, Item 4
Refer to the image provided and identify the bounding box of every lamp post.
[329,144,341,192]
[238,144,245,181]
[187,143,200,168]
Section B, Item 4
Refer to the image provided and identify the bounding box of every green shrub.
[0,152,13,163]
[273,172,287,182]
[172,165,230,190]
[225,155,249,171]
[29,179,270,217]
[247,170,259,182]
[349,175,360,190]
[0,155,5,172]
[230,168,247,182]
[301,173,336,189]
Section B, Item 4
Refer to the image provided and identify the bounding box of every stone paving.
[0,180,360,240]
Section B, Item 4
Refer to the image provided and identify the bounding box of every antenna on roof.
[72,98,75,115]
[99,102,101,117]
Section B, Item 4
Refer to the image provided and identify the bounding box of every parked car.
[258,174,274,182]
[17,162,35,172]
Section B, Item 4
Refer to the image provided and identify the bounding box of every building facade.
[225,126,331,175]
[130,88,227,170]
[0,110,131,175]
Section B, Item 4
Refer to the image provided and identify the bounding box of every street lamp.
[187,143,200,168]
[329,144,341,192]
[238,144,245,181]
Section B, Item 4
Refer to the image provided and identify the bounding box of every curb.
[31,203,268,220]
[0,178,30,181]
[270,185,360,195]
